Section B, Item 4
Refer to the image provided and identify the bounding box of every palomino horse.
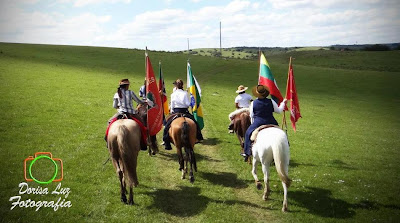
[250,126,291,212]
[107,119,141,204]
[168,116,198,183]
[229,108,251,154]
[137,104,158,156]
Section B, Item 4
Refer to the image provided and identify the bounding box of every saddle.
[167,112,194,123]
[250,124,281,142]
[105,114,148,148]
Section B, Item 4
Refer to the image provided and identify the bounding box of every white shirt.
[249,99,287,124]
[170,89,191,112]
[235,93,252,108]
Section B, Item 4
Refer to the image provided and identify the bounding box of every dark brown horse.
[137,104,158,156]
[229,108,251,154]
[168,116,197,183]
[107,119,141,204]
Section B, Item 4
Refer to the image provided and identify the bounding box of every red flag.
[285,58,301,131]
[146,55,163,136]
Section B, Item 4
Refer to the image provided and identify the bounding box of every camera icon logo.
[24,152,63,184]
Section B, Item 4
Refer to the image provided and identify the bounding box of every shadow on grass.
[328,159,357,170]
[157,151,222,163]
[290,186,355,218]
[289,159,316,168]
[201,137,221,145]
[291,186,400,219]
[143,186,267,217]
[199,171,248,189]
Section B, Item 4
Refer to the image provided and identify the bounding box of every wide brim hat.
[252,84,270,99]
[236,85,248,93]
[119,79,130,86]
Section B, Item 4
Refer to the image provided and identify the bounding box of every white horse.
[251,127,291,212]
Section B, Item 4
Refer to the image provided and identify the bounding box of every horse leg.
[148,135,158,156]
[251,157,262,190]
[282,181,288,212]
[128,186,134,205]
[261,162,271,201]
[188,149,195,183]
[176,147,185,179]
[116,161,127,203]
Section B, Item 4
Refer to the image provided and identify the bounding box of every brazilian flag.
[187,62,204,130]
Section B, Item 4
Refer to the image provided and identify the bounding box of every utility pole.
[187,38,190,54]
[219,21,222,55]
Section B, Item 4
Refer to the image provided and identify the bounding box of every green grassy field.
[0,43,399,222]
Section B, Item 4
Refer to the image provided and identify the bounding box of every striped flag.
[258,52,284,104]
[286,57,301,131]
[145,54,163,136]
[187,62,204,130]
[158,61,169,118]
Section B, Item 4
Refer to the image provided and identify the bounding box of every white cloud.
[57,0,132,7]
[0,0,399,50]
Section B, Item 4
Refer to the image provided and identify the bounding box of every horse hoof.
[256,183,262,190]
[190,177,195,184]
[121,197,127,204]
[128,200,134,205]
[262,195,268,201]
[282,207,288,212]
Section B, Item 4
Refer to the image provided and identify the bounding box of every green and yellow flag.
[187,62,204,130]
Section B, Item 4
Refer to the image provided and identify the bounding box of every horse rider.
[228,85,253,133]
[139,78,146,99]
[107,79,151,150]
[241,85,287,161]
[162,79,204,150]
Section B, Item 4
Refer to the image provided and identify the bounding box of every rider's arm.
[113,93,120,109]
[272,99,287,114]
[131,91,145,105]
[183,91,191,108]
[249,101,254,124]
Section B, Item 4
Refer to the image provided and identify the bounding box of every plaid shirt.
[113,89,144,114]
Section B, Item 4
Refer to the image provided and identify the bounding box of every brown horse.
[168,116,197,183]
[137,104,158,156]
[107,119,141,204]
[229,108,251,154]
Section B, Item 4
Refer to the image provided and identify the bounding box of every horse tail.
[181,120,191,149]
[272,130,292,188]
[117,125,139,187]
[181,120,197,172]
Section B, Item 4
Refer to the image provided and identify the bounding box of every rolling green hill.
[0,42,399,222]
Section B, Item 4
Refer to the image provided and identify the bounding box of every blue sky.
[0,0,399,51]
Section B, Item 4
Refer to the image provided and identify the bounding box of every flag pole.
[145,46,148,76]
[257,48,261,84]
[282,56,292,135]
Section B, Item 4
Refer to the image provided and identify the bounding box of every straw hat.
[236,85,248,93]
[252,85,270,98]
[119,79,130,86]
